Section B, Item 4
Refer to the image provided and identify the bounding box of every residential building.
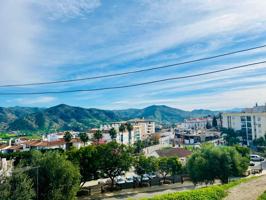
[181,117,213,130]
[175,129,221,145]
[98,118,155,145]
[222,104,266,145]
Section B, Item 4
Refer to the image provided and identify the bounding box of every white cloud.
[11,96,57,105]
[0,1,45,84]
[108,85,266,111]
[35,0,101,20]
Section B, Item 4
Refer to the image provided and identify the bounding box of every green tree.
[28,151,80,200]
[79,132,89,145]
[221,128,240,146]
[67,145,101,186]
[253,135,266,146]
[93,130,103,144]
[206,121,212,129]
[64,131,73,150]
[134,155,157,182]
[126,123,133,145]
[158,157,182,183]
[212,116,218,129]
[119,124,126,144]
[133,140,145,154]
[187,145,249,185]
[98,142,133,189]
[109,128,117,141]
[0,171,35,200]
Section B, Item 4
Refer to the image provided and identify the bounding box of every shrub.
[141,186,226,200]
[258,191,266,200]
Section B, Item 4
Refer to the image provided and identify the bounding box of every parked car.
[142,174,151,181]
[125,176,134,183]
[115,176,126,184]
[133,175,149,182]
[148,172,157,179]
[250,154,264,162]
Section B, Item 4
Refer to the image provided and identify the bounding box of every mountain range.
[0,104,218,133]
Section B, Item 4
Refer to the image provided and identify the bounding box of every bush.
[139,177,257,200]
[258,191,266,200]
[140,186,226,200]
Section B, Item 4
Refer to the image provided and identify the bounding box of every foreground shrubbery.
[258,191,266,200]
[140,177,257,200]
[141,186,226,200]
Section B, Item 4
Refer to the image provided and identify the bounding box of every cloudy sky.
[1,0,266,110]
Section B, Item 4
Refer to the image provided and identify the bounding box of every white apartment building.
[181,117,213,130]
[222,104,266,145]
[99,118,155,145]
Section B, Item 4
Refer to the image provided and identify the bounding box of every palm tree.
[93,130,103,144]
[79,132,89,146]
[119,124,126,144]
[109,128,117,141]
[63,131,72,150]
[126,123,133,145]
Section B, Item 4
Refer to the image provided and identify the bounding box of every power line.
[1,60,265,95]
[0,44,266,88]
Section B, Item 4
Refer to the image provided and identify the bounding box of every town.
[1,1,266,200]
[1,103,266,199]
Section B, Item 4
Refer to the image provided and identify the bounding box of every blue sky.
[1,0,266,110]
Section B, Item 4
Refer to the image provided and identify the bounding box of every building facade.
[98,118,156,145]
[181,117,213,130]
[222,104,266,145]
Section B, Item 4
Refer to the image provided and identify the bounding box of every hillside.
[0,104,218,132]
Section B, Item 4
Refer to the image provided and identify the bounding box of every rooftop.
[155,147,192,158]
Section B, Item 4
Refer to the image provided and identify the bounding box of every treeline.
[0,142,250,200]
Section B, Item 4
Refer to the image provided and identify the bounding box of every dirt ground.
[225,175,266,200]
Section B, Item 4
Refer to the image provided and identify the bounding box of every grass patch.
[258,191,266,200]
[138,176,258,200]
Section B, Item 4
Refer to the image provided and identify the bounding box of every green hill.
[0,104,217,132]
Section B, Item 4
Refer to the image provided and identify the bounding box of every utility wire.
[0,44,266,88]
[0,60,265,95]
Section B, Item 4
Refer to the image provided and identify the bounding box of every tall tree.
[221,128,240,146]
[67,145,101,186]
[187,145,249,185]
[134,155,157,182]
[93,130,103,144]
[28,151,80,200]
[79,132,89,146]
[98,142,133,189]
[119,124,126,144]
[126,123,133,145]
[109,128,117,141]
[212,116,218,129]
[206,121,212,129]
[64,131,73,150]
[0,171,35,200]
[158,157,182,183]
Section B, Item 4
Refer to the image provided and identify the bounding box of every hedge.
[139,177,257,200]
[258,191,266,200]
[140,186,226,200]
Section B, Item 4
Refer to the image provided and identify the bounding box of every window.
[247,116,251,121]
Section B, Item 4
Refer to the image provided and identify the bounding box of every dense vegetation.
[0,104,217,132]
[139,177,256,200]
[187,145,250,184]
[0,143,250,200]
[258,191,266,200]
